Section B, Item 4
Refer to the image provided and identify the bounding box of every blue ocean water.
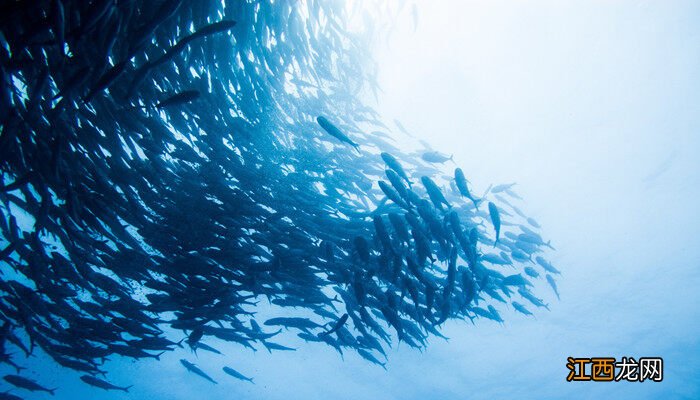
[1,1,699,399]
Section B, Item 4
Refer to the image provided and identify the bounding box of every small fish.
[3,375,56,395]
[222,366,254,383]
[491,183,516,193]
[454,168,479,208]
[523,266,540,278]
[393,119,408,134]
[84,61,128,102]
[381,152,411,184]
[186,327,204,349]
[421,176,450,210]
[195,342,222,355]
[179,359,217,384]
[487,305,504,324]
[317,116,360,151]
[546,274,560,300]
[378,181,409,209]
[512,301,533,316]
[156,90,200,108]
[421,151,453,164]
[357,348,386,370]
[536,256,561,275]
[79,375,132,392]
[262,341,296,352]
[319,313,349,337]
[488,202,501,246]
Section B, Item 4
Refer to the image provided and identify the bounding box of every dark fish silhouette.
[156,90,201,108]
[79,375,132,392]
[180,360,217,384]
[222,366,254,383]
[3,375,56,395]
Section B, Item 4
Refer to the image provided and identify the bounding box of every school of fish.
[0,0,560,395]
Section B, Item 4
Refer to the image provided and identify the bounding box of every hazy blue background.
[6,1,700,399]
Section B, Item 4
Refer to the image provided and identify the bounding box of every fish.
[536,256,561,275]
[523,266,540,278]
[546,274,560,300]
[84,60,128,102]
[264,317,322,331]
[262,341,296,352]
[501,274,532,287]
[317,116,360,151]
[488,202,501,246]
[381,152,411,184]
[357,348,386,370]
[179,359,217,384]
[319,314,349,338]
[79,375,132,392]
[527,217,541,228]
[512,302,533,316]
[454,168,480,208]
[491,183,516,193]
[421,151,453,164]
[222,366,254,383]
[394,119,409,134]
[378,181,409,209]
[3,375,56,395]
[156,90,201,108]
[421,176,450,210]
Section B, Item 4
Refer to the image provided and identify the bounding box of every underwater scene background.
[0,1,698,399]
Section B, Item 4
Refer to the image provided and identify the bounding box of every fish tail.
[123,385,133,392]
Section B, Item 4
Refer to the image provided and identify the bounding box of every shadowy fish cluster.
[0,0,559,394]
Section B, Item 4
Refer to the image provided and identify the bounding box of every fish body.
[156,90,200,108]
[317,116,360,150]
[3,375,56,395]
[79,375,131,392]
[179,359,217,384]
[491,183,516,193]
[546,274,560,300]
[381,152,411,184]
[454,168,479,208]
[488,202,501,246]
[512,301,533,316]
[420,176,450,210]
[222,366,253,383]
[421,151,453,163]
